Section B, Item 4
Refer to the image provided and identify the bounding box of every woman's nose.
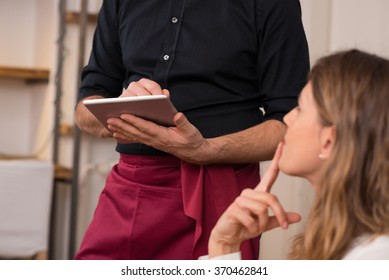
[283,107,296,126]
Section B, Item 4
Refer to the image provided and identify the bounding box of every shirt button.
[163,54,170,61]
[171,17,178,24]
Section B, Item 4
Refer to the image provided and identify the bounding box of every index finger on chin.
[256,142,283,193]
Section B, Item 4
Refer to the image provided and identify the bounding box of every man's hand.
[75,95,113,138]
[107,112,210,164]
[107,78,211,164]
[121,78,170,97]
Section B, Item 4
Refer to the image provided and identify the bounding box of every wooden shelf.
[54,164,73,182]
[0,154,36,160]
[65,11,98,24]
[0,66,50,83]
[59,123,74,137]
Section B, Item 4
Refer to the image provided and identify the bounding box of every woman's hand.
[208,143,302,258]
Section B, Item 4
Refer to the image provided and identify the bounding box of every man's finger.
[174,112,191,131]
[162,89,170,97]
[122,78,163,96]
[122,83,152,96]
[138,78,163,95]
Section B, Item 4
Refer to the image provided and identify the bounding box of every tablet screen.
[83,95,178,127]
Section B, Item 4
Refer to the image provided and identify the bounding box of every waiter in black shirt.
[74,0,309,260]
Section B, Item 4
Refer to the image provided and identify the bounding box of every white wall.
[0,1,36,67]
[330,0,389,57]
[0,0,55,158]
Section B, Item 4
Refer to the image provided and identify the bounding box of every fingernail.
[282,221,289,229]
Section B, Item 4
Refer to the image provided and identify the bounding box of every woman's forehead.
[299,83,313,105]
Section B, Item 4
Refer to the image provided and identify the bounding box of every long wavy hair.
[288,49,389,259]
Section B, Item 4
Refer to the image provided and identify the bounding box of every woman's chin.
[278,158,297,177]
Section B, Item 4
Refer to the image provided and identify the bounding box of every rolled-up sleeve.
[78,0,124,101]
[256,0,310,122]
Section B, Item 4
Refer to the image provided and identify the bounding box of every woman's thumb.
[266,212,301,231]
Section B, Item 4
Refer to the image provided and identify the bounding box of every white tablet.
[83,95,178,128]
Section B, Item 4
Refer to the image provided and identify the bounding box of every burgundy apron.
[75,155,260,260]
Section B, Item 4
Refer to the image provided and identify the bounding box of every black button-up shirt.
[79,0,310,155]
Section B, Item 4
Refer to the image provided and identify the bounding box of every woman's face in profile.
[279,82,326,184]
